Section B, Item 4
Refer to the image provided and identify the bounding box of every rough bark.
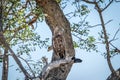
[107,68,120,80]
[36,0,75,80]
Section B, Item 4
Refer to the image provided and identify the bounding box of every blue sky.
[66,2,120,80]
[0,1,120,80]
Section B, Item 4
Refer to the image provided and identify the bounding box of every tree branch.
[97,3,115,75]
[36,0,80,79]
[110,27,120,42]
[101,0,114,12]
[39,57,74,80]
[2,48,9,80]
[82,0,95,4]
[83,0,115,75]
[28,14,39,26]
[0,32,31,79]
[18,56,36,77]
[39,57,82,80]
[115,0,120,2]
[0,0,3,32]
[110,43,120,53]
[88,19,113,28]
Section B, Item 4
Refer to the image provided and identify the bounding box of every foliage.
[16,58,44,76]
[70,14,97,51]
[16,35,49,55]
[1,0,46,53]
[1,0,97,55]
[60,0,97,52]
[72,1,90,16]
[1,0,120,79]
[0,1,50,79]
[56,0,62,3]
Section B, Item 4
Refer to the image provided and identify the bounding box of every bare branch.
[88,19,113,28]
[110,43,117,49]
[102,0,114,12]
[88,23,102,28]
[105,19,113,25]
[109,26,120,43]
[115,0,120,2]
[112,27,120,41]
[18,56,36,77]
[82,0,95,4]
[110,43,120,53]
[28,14,39,26]
[114,48,120,53]
[72,33,85,41]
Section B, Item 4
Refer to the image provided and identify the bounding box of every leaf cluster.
[0,0,46,54]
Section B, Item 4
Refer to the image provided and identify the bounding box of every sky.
[66,1,120,80]
[0,1,120,80]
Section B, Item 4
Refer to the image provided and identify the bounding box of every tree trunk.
[107,68,120,80]
[0,0,3,31]
[36,0,75,80]
[2,48,9,80]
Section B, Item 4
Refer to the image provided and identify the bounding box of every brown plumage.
[52,33,65,59]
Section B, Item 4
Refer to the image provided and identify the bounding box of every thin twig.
[112,27,120,41]
[102,0,114,12]
[110,43,117,49]
[109,26,120,43]
[82,0,95,4]
[115,0,120,2]
[72,33,84,41]
[105,19,113,25]
[88,23,102,28]
[18,56,36,77]
[88,19,113,28]
[110,43,120,53]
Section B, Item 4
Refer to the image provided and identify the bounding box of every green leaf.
[88,36,96,43]
[73,41,79,48]
[56,0,61,3]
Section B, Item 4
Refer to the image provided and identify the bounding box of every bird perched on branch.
[52,27,65,60]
